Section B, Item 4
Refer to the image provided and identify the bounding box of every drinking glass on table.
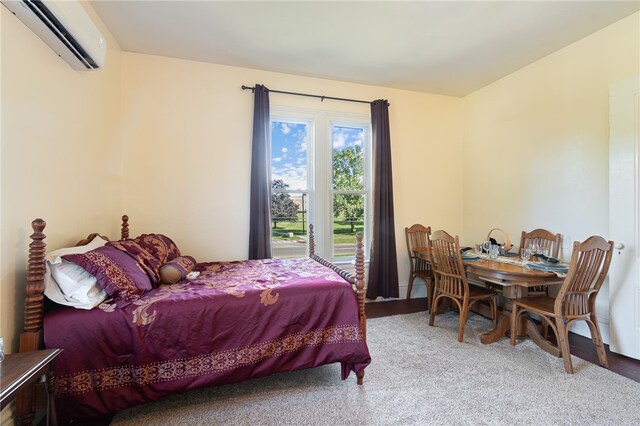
[529,242,539,258]
[475,243,483,255]
[483,241,492,254]
[520,247,531,262]
[489,245,500,260]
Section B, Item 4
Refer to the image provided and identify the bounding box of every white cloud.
[280,123,291,134]
[272,164,307,190]
[296,131,308,153]
[282,147,288,153]
[333,133,346,149]
[273,157,282,162]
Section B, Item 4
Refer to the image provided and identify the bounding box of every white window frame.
[271,106,371,264]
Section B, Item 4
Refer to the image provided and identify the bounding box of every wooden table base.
[480,313,511,344]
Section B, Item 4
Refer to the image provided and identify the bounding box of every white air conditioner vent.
[2,0,106,70]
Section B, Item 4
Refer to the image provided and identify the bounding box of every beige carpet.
[112,311,640,425]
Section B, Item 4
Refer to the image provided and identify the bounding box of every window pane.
[333,193,365,258]
[332,125,365,191]
[271,191,310,259]
[271,121,308,190]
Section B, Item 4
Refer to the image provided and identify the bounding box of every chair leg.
[427,278,434,312]
[429,294,439,326]
[457,300,470,343]
[587,314,609,369]
[555,317,574,374]
[406,275,415,300]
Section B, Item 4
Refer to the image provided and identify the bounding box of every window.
[331,125,368,258]
[270,108,371,262]
[270,120,311,259]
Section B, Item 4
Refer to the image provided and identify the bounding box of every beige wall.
[121,53,464,299]
[0,5,122,354]
[463,12,640,338]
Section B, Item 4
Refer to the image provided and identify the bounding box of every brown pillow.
[159,256,197,284]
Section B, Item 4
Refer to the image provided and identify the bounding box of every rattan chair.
[511,236,613,373]
[427,229,498,342]
[405,224,434,304]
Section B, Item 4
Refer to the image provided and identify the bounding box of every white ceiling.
[90,1,640,97]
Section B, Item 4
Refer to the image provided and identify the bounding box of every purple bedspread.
[44,258,370,421]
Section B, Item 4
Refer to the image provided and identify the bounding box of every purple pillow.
[63,246,152,307]
[108,240,163,285]
[133,234,181,264]
[108,234,181,287]
[159,256,197,284]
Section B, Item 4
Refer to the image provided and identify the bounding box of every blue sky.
[271,121,364,190]
[271,121,308,190]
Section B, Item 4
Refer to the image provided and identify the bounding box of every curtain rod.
[241,85,374,105]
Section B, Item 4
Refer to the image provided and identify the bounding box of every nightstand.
[1,349,62,426]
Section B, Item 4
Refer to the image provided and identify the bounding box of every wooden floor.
[366,297,640,383]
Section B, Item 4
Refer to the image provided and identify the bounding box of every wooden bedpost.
[308,224,315,256]
[121,214,129,240]
[306,225,367,385]
[20,219,47,347]
[17,219,47,425]
[354,231,366,385]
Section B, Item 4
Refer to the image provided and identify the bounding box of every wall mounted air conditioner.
[2,0,106,70]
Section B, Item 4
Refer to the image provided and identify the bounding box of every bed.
[17,216,370,423]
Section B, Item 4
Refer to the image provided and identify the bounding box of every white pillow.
[43,236,109,309]
[45,235,107,263]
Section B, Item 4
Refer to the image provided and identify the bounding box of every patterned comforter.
[44,257,370,421]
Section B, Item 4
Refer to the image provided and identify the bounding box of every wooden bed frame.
[17,215,367,424]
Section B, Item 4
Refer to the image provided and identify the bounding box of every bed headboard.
[19,215,131,354]
[17,215,130,423]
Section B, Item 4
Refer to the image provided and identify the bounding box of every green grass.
[272,213,363,243]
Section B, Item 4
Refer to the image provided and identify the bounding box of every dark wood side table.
[1,349,62,426]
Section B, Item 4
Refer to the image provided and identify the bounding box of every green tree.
[332,146,364,233]
[271,179,299,229]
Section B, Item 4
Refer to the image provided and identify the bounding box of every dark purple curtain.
[248,84,272,260]
[366,100,399,299]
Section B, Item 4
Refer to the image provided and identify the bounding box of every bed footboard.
[308,224,366,385]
